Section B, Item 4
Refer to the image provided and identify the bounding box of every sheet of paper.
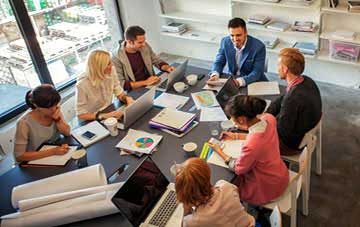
[200,107,228,122]
[28,146,78,166]
[154,92,189,110]
[11,164,107,209]
[116,129,163,154]
[151,108,196,130]
[207,140,244,168]
[191,91,219,109]
[248,81,280,96]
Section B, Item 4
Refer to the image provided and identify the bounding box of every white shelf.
[317,49,360,66]
[232,0,321,10]
[320,32,360,45]
[159,11,230,25]
[161,31,223,44]
[322,3,360,15]
[247,22,319,39]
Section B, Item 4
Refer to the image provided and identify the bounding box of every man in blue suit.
[208,17,268,87]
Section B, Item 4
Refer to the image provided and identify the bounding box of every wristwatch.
[225,157,232,165]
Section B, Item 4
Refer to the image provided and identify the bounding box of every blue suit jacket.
[211,35,268,85]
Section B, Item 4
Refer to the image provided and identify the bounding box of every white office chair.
[270,205,282,227]
[261,147,310,227]
[281,117,322,216]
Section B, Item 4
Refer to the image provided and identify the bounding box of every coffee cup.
[186,74,198,86]
[173,82,188,93]
[170,163,183,176]
[104,117,118,136]
[72,149,88,168]
[182,142,197,157]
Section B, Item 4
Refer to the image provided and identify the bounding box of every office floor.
[1,53,359,226]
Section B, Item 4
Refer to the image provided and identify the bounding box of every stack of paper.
[247,15,271,25]
[149,108,196,133]
[71,121,110,147]
[257,36,280,49]
[207,140,244,168]
[1,164,123,227]
[266,21,291,32]
[203,78,227,92]
[331,30,356,41]
[248,81,280,96]
[116,129,163,156]
[200,107,228,122]
[293,42,317,55]
[154,92,189,110]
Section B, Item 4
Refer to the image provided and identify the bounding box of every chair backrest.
[0,126,16,156]
[299,117,322,149]
[61,95,76,123]
[270,205,282,227]
[264,58,269,73]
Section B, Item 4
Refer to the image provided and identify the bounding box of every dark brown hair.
[228,17,247,31]
[25,84,61,109]
[125,26,145,41]
[175,158,213,207]
[226,95,266,119]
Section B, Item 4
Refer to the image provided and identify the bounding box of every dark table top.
[0,65,284,226]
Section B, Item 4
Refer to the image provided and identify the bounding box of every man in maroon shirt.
[112,26,175,91]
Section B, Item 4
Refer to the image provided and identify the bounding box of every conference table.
[0,64,283,226]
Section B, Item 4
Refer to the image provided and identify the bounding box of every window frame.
[0,0,124,125]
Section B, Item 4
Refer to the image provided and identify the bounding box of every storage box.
[329,40,360,63]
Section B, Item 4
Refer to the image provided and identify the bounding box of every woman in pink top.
[209,95,289,205]
[175,158,255,227]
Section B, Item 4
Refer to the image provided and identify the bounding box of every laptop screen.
[216,77,239,110]
[111,157,169,226]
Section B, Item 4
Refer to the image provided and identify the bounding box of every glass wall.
[0,0,122,122]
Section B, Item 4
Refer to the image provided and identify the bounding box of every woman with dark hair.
[175,157,255,227]
[209,95,289,205]
[14,84,71,162]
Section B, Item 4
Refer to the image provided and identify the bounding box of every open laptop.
[117,88,156,130]
[150,60,188,92]
[215,77,239,110]
[112,157,183,227]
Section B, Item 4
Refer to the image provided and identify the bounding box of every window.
[0,0,123,123]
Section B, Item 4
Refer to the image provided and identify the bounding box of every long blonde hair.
[86,50,112,86]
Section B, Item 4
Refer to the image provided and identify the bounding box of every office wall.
[117,0,360,88]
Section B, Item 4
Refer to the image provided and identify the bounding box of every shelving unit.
[157,0,360,86]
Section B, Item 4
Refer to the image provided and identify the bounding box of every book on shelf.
[161,22,187,33]
[257,36,280,49]
[293,42,317,55]
[247,15,271,25]
[292,21,317,33]
[348,1,360,12]
[266,21,291,32]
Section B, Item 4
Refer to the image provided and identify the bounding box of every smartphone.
[81,131,96,140]
[208,137,225,149]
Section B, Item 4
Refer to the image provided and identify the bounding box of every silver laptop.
[150,60,188,92]
[111,157,183,227]
[117,88,156,130]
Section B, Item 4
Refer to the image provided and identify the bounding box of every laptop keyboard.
[148,190,178,227]
[158,79,168,89]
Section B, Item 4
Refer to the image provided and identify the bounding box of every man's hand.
[103,111,123,120]
[144,76,160,86]
[161,65,176,73]
[207,75,219,82]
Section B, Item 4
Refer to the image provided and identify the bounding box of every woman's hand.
[52,107,64,122]
[53,144,70,155]
[220,131,236,141]
[125,96,134,105]
[208,143,223,154]
[103,111,123,120]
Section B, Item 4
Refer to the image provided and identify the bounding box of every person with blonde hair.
[267,48,322,155]
[14,84,71,162]
[175,157,255,227]
[76,49,133,121]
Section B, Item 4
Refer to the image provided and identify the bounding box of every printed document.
[207,140,244,168]
[248,81,280,96]
[200,107,228,122]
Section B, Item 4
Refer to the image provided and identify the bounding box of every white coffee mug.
[104,117,118,136]
[173,82,188,93]
[186,74,198,86]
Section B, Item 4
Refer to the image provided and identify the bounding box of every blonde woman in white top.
[76,50,133,121]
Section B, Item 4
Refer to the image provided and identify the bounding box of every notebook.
[207,140,244,168]
[248,81,280,96]
[151,108,196,130]
[71,121,110,147]
[154,92,189,110]
[27,145,78,166]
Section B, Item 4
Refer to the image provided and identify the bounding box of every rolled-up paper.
[1,187,121,227]
[18,183,122,212]
[11,164,107,209]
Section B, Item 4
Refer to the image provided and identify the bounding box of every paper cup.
[104,117,118,136]
[186,74,198,86]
